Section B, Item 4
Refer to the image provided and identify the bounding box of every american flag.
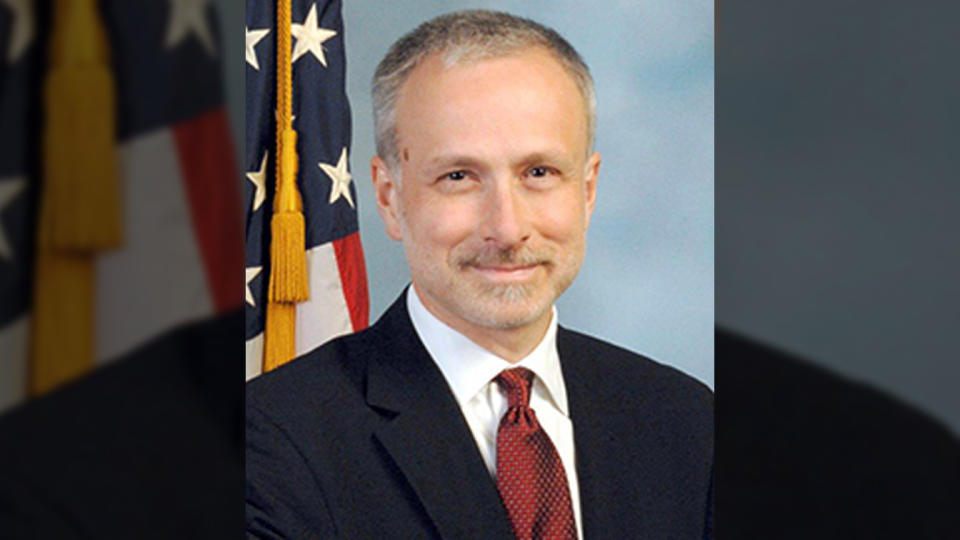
[245,0,368,379]
[0,3,243,533]
[92,0,241,360]
[0,0,41,410]
[0,0,242,409]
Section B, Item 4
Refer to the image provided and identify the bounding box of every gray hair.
[372,10,597,172]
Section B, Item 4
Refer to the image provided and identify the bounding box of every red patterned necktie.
[495,367,577,540]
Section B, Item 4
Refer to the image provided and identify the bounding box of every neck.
[412,285,553,363]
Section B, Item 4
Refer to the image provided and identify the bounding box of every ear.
[583,151,601,228]
[371,155,404,241]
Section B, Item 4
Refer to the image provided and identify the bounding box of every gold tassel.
[263,302,296,372]
[42,0,121,251]
[267,128,308,302]
[29,254,95,394]
[263,0,308,371]
[30,0,119,395]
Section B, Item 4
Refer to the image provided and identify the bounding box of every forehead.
[394,46,588,158]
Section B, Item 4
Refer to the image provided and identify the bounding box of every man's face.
[373,46,600,335]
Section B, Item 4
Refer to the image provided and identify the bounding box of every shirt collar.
[406,286,569,416]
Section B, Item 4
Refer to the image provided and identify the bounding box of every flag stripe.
[246,333,264,380]
[172,107,243,314]
[294,242,353,355]
[0,314,29,411]
[333,231,369,331]
[97,129,212,363]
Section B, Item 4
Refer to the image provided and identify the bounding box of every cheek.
[534,189,588,240]
[400,190,479,248]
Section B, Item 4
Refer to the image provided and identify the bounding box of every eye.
[444,170,467,181]
[525,166,561,182]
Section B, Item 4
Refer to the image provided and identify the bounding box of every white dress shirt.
[406,287,583,538]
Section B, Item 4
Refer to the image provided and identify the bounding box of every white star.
[318,147,354,208]
[2,0,34,64]
[290,3,337,66]
[246,151,268,212]
[0,177,25,260]
[245,266,262,306]
[245,26,269,70]
[164,0,216,56]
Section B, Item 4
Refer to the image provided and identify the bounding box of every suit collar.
[364,291,515,539]
[405,285,569,416]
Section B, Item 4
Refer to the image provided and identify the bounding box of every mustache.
[455,246,552,268]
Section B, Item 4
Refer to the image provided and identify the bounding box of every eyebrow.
[425,154,487,170]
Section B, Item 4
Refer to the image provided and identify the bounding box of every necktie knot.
[496,367,535,408]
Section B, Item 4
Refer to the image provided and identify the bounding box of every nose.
[480,177,531,248]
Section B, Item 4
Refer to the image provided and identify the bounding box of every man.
[247,10,713,539]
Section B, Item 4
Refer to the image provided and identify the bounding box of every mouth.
[468,263,542,282]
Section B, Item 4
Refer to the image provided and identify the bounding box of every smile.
[468,263,542,281]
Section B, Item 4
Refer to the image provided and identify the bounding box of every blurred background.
[718,0,960,435]
[0,0,245,536]
[0,0,244,410]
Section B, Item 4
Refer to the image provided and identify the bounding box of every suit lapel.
[559,327,650,538]
[365,294,514,539]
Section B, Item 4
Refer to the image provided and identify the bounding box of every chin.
[459,284,554,330]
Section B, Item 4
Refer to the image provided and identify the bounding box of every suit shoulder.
[558,327,713,411]
[246,326,378,421]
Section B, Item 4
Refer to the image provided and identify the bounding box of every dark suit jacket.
[0,313,244,539]
[246,293,713,539]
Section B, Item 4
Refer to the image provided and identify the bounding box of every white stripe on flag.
[0,314,29,412]
[246,332,263,381]
[96,129,213,364]
[295,242,354,356]
[245,242,354,381]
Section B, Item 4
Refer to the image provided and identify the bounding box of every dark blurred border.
[0,1,244,537]
[717,0,959,537]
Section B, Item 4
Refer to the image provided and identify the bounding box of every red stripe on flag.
[172,107,243,313]
[333,232,369,331]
